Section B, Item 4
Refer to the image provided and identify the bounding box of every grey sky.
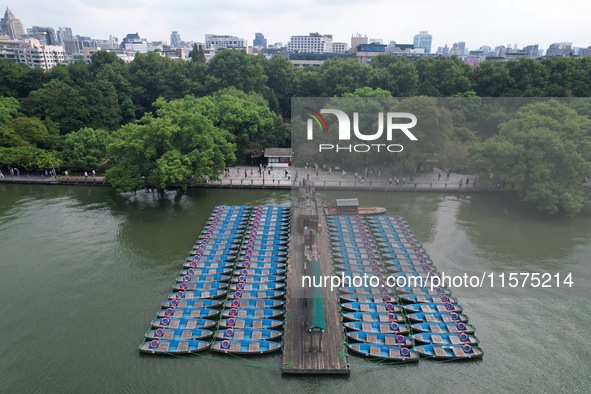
[7,0,591,51]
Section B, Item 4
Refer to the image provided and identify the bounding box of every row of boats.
[139,205,290,355]
[328,214,483,362]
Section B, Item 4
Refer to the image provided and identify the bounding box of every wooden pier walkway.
[282,200,350,375]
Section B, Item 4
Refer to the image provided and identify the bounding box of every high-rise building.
[170,31,181,48]
[457,41,466,54]
[0,8,25,40]
[413,31,432,54]
[56,27,73,45]
[351,33,368,53]
[287,32,333,53]
[27,26,58,45]
[205,34,247,49]
[522,44,539,58]
[332,42,349,53]
[253,32,267,48]
[546,42,572,57]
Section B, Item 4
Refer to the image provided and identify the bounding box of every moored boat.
[414,344,483,360]
[222,308,284,319]
[343,312,405,323]
[218,317,283,329]
[145,328,214,340]
[224,299,284,309]
[161,298,223,309]
[344,321,409,335]
[347,331,413,347]
[346,343,418,362]
[406,312,469,324]
[412,332,479,346]
[157,307,220,319]
[210,339,282,354]
[150,317,217,330]
[403,303,463,314]
[410,322,476,334]
[139,339,210,354]
[215,328,282,341]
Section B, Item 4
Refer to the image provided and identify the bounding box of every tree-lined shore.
[1,51,590,214]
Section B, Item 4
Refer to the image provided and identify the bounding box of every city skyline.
[4,0,591,51]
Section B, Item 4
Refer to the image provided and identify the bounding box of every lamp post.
[261,149,265,186]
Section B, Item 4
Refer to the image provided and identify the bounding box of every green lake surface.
[1,184,589,393]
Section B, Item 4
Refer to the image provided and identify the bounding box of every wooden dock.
[282,199,350,375]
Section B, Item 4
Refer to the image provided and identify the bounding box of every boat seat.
[417,296,426,303]
[389,347,399,359]
[249,342,260,353]
[367,333,377,343]
[235,320,246,329]
[450,336,462,345]
[431,335,443,344]
[181,330,192,340]
[158,341,170,352]
[369,346,381,357]
[186,320,197,329]
[362,314,372,322]
[453,347,466,358]
[234,331,244,340]
[361,304,370,312]
[177,341,189,353]
[230,342,241,352]
[434,346,447,357]
[422,306,434,313]
[384,335,395,346]
[252,331,262,340]
[252,321,263,329]
[170,320,181,329]
[425,315,437,322]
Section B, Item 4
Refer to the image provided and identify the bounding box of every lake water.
[0,184,589,393]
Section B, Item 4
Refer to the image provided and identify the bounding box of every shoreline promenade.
[0,166,495,192]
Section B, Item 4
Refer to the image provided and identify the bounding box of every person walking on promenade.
[466,177,470,186]
[92,169,96,178]
[244,169,247,178]
[389,178,392,185]
[251,168,253,177]
[0,169,3,177]
[438,173,441,181]
[65,170,69,179]
[459,177,464,188]
[377,170,381,178]
[84,171,88,180]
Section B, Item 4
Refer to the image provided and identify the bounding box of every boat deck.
[282,202,350,375]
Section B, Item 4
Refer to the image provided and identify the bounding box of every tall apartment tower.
[0,8,26,40]
[170,31,181,48]
[253,32,267,48]
[413,31,432,54]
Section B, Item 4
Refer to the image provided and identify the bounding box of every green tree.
[470,100,591,215]
[0,60,29,98]
[317,58,371,96]
[191,43,206,63]
[205,49,268,95]
[62,127,109,171]
[105,96,236,192]
[264,55,298,116]
[0,146,62,169]
[22,79,121,134]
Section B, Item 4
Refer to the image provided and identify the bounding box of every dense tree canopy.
[105,96,236,192]
[470,100,591,215]
[1,51,591,213]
